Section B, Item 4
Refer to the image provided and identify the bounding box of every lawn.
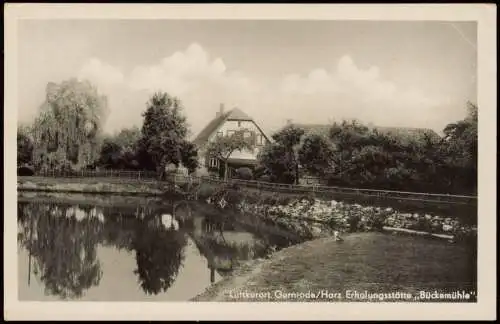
[194,232,476,302]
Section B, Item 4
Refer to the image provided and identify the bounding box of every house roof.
[193,107,270,147]
[226,108,253,121]
[374,126,441,142]
[290,123,440,142]
[290,123,331,137]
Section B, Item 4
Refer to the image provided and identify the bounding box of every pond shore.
[17,178,476,303]
[191,232,476,302]
[17,176,167,196]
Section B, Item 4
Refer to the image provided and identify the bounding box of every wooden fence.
[32,169,477,205]
[36,169,159,180]
[196,176,477,205]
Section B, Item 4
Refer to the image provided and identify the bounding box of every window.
[209,158,219,168]
[216,131,223,138]
[227,130,235,137]
[238,121,242,127]
[257,134,265,146]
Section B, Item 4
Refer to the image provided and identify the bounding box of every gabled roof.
[290,123,331,137]
[290,123,441,143]
[193,107,269,147]
[374,126,441,143]
[193,113,228,146]
[226,108,253,121]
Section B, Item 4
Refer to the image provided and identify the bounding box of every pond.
[17,193,307,301]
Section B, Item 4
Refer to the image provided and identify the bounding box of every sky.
[17,20,477,138]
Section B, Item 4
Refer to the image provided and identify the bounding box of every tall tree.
[298,133,335,178]
[137,92,190,178]
[258,125,304,184]
[205,129,255,181]
[440,102,478,194]
[31,79,109,171]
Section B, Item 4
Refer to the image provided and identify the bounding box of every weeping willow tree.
[31,79,109,171]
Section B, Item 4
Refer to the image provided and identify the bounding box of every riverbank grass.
[193,232,476,302]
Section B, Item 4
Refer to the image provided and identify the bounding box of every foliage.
[205,129,255,180]
[30,79,109,172]
[136,92,191,177]
[235,167,253,180]
[322,105,478,195]
[97,127,141,170]
[439,102,478,194]
[17,125,34,166]
[257,125,305,184]
[180,141,199,174]
[298,133,335,177]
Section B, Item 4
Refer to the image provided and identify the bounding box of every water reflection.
[133,216,187,295]
[17,195,302,301]
[17,203,103,299]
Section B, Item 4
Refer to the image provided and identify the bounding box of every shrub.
[366,211,388,231]
[226,189,244,207]
[197,183,216,200]
[235,167,253,180]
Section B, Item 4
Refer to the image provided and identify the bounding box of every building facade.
[193,104,271,178]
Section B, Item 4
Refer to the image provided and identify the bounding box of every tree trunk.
[224,160,229,181]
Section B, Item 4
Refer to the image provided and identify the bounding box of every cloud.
[276,54,449,130]
[78,58,125,89]
[76,43,450,137]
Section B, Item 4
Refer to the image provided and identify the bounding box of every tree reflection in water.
[16,198,294,299]
[17,202,104,299]
[133,209,188,295]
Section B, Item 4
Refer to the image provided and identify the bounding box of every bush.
[366,211,388,231]
[197,183,216,200]
[235,167,253,180]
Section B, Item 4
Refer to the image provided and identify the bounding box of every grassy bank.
[192,232,476,302]
[17,176,169,196]
[17,191,168,208]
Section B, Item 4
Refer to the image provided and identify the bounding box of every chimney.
[216,103,225,118]
[286,119,293,125]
